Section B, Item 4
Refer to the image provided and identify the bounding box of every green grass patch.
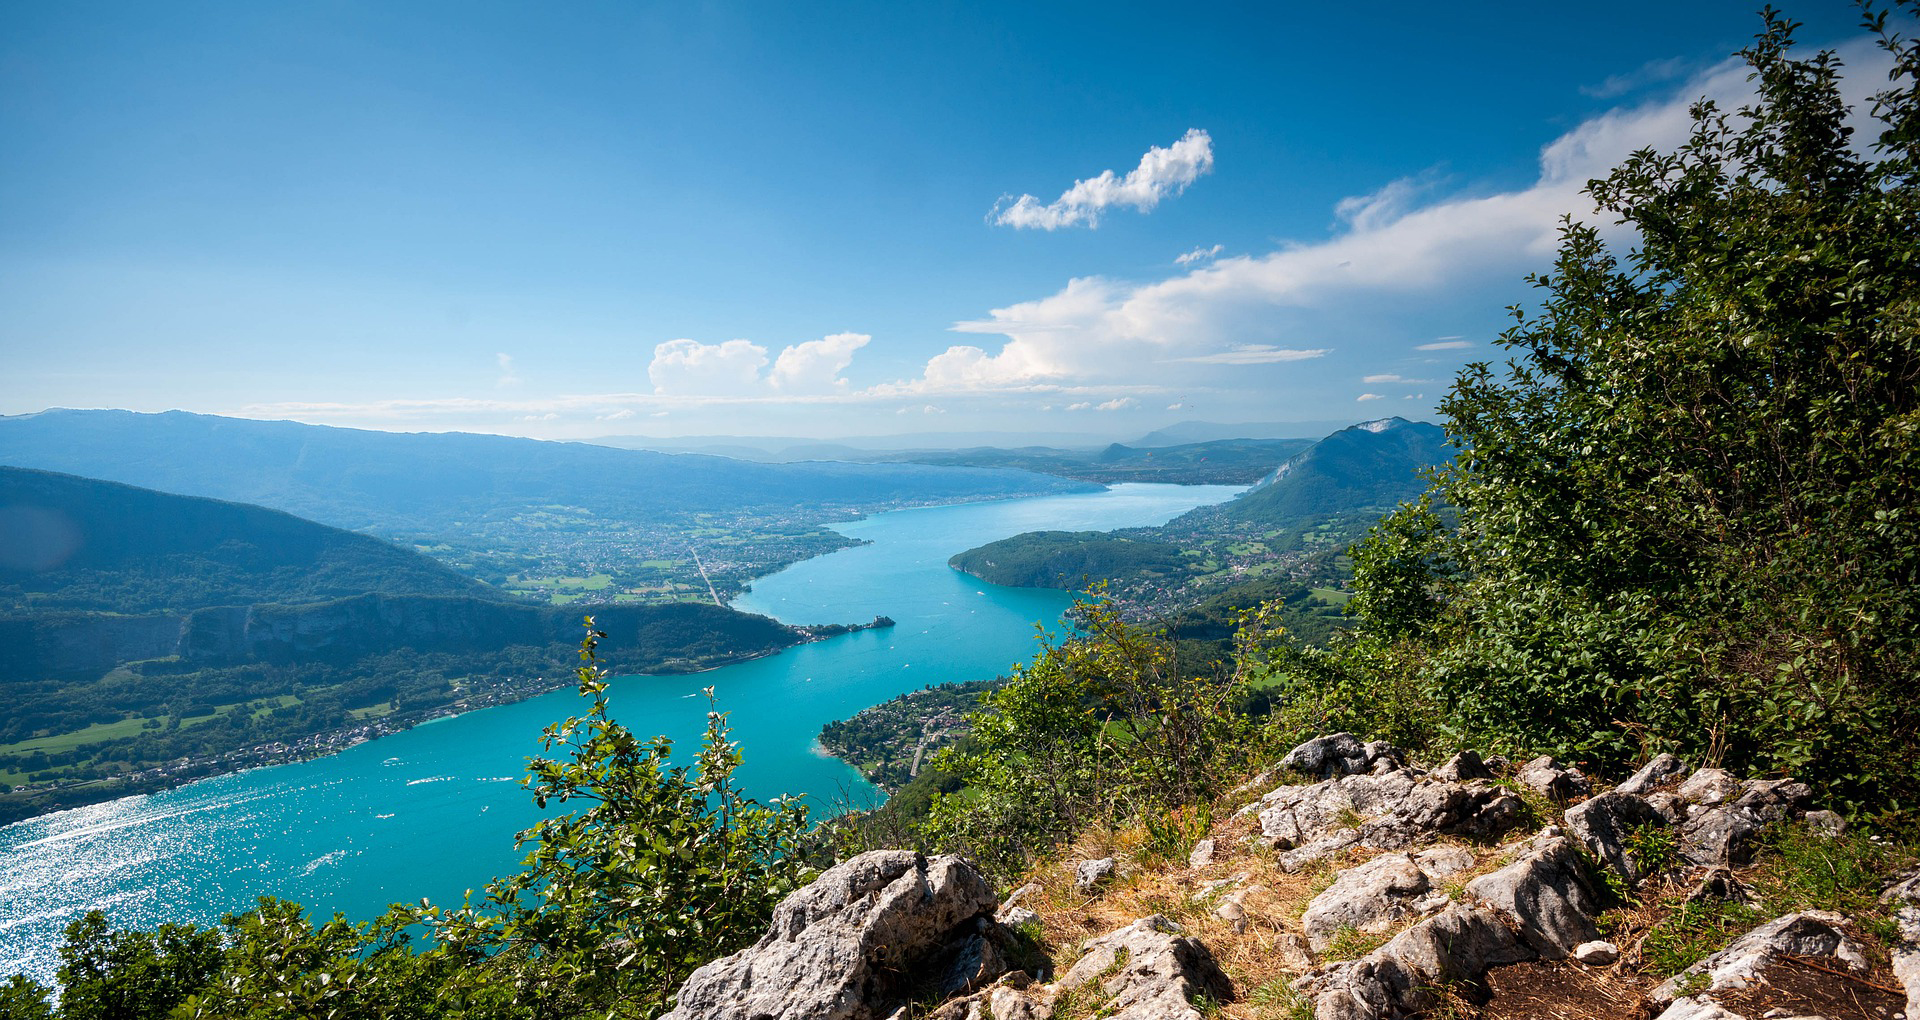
[1310,587,1352,607]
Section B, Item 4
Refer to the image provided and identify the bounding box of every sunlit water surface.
[0,482,1241,984]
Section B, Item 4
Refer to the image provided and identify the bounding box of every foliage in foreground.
[4,621,812,1019]
[1284,6,1920,813]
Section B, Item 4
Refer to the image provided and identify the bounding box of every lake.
[0,482,1240,985]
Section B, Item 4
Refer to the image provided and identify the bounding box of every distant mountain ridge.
[0,466,493,614]
[1176,417,1451,531]
[0,410,1097,536]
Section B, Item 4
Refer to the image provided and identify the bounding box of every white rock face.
[1057,915,1232,1020]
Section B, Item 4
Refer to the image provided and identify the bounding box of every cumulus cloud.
[769,332,871,392]
[1357,393,1386,402]
[1176,244,1225,265]
[648,332,871,396]
[992,129,1214,230]
[910,45,1895,400]
[648,338,769,395]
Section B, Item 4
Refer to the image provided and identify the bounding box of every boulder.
[1802,809,1846,837]
[1676,768,1741,806]
[1615,753,1689,795]
[1514,755,1592,801]
[1252,769,1524,872]
[1432,749,1495,783]
[1303,903,1534,1020]
[1073,857,1115,894]
[1463,836,1600,958]
[1301,848,1471,951]
[1280,733,1371,778]
[1058,915,1232,1020]
[1648,911,1868,1006]
[1564,790,1673,887]
[1675,780,1809,867]
[1652,997,1748,1020]
[664,850,1001,1020]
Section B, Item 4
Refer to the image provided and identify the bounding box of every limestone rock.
[999,906,1039,929]
[1432,749,1495,783]
[1303,903,1534,1020]
[1574,940,1619,966]
[1679,781,1810,867]
[1801,809,1846,837]
[1616,753,1689,795]
[1253,769,1524,872]
[1302,849,1469,951]
[1187,838,1215,870]
[1677,768,1741,806]
[1463,835,1600,958]
[1279,732,1370,778]
[1648,911,1868,1006]
[1058,915,1232,1020]
[1273,931,1316,973]
[1565,790,1673,887]
[1652,997,1748,1020]
[1515,755,1592,800]
[665,850,1001,1020]
[1073,858,1115,895]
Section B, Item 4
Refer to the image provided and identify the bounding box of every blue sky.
[0,1,1900,441]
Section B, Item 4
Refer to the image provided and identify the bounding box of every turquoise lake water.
[0,482,1241,985]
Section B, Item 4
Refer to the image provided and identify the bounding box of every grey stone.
[1187,838,1215,870]
[665,850,1001,1020]
[1303,903,1534,1020]
[1646,791,1688,824]
[1515,755,1593,800]
[1463,836,1601,958]
[1652,997,1747,1020]
[998,906,1039,929]
[940,931,1011,998]
[1059,915,1232,1020]
[1677,768,1742,806]
[1574,940,1620,966]
[1303,853,1450,951]
[1802,809,1846,837]
[1616,753,1690,796]
[1565,790,1673,887]
[1273,931,1315,972]
[1432,749,1495,782]
[1073,857,1115,894]
[1254,769,1525,872]
[1649,911,1868,1006]
[997,882,1041,920]
[1280,732,1370,778]
[1363,740,1408,774]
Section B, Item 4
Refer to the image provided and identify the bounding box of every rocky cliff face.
[666,735,1918,1020]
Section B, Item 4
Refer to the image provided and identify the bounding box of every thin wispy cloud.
[1581,55,1692,98]
[1362,373,1432,384]
[1357,393,1386,402]
[992,129,1214,230]
[1176,244,1225,265]
[495,353,520,387]
[1417,338,1471,350]
[1177,345,1332,365]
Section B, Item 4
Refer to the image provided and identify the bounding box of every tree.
[1336,4,1920,811]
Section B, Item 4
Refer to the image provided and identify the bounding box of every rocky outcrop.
[663,851,1003,1020]
[1056,915,1232,1020]
[667,736,1876,1020]
[1301,847,1472,951]
[1245,751,1525,871]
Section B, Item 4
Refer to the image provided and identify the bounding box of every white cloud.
[1357,393,1386,402]
[992,129,1214,230]
[495,352,519,388]
[1581,56,1691,99]
[769,332,870,392]
[1176,244,1225,265]
[1097,397,1137,411]
[915,45,1900,401]
[1176,345,1332,365]
[1362,373,1432,384]
[598,409,636,421]
[647,332,871,396]
[648,338,768,395]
